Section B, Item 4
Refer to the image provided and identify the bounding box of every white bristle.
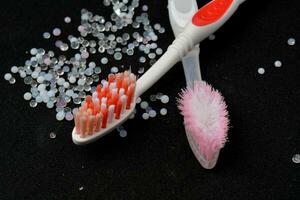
[120,95,127,114]
[92,97,99,105]
[101,103,107,111]
[101,97,107,104]
[130,73,136,82]
[119,88,125,96]
[108,105,115,123]
[102,81,108,88]
[92,92,98,99]
[112,88,118,97]
[109,82,116,90]
[101,79,107,85]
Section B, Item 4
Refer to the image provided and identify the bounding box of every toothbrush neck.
[135,31,197,97]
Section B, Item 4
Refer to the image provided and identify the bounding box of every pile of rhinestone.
[4,0,166,122]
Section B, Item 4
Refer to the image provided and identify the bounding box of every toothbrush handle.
[136,0,244,97]
[182,45,202,88]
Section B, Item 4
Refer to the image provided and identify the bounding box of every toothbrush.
[168,0,230,169]
[178,81,229,169]
[72,0,245,145]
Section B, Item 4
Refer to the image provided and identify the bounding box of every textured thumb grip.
[192,0,233,26]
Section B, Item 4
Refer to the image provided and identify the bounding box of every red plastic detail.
[192,0,233,26]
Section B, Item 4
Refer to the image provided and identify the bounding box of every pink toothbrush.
[169,0,233,169]
[178,81,229,169]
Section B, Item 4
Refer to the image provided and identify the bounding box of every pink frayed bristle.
[178,81,229,161]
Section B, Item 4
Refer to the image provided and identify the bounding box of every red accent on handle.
[192,0,233,26]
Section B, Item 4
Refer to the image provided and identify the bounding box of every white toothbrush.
[72,0,246,145]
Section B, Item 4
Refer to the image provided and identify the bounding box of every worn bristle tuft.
[178,81,229,162]
[74,71,136,138]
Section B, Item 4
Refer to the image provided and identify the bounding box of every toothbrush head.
[72,71,136,145]
[178,81,229,169]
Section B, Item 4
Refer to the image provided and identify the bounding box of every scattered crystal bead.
[292,154,300,164]
[114,52,122,60]
[4,73,12,81]
[156,93,163,99]
[148,53,156,59]
[136,97,141,104]
[46,102,54,109]
[60,43,69,51]
[11,66,18,73]
[24,92,32,101]
[72,108,79,115]
[258,67,265,75]
[29,100,37,107]
[9,77,16,84]
[160,108,167,116]
[65,112,74,121]
[149,110,157,118]
[160,95,169,104]
[142,5,148,11]
[111,66,119,73]
[56,111,65,121]
[139,56,146,63]
[155,48,163,55]
[53,28,61,36]
[119,129,128,137]
[43,32,51,39]
[208,34,216,40]
[101,57,108,64]
[142,113,149,120]
[64,16,71,23]
[138,67,145,74]
[150,95,157,101]
[287,38,296,46]
[274,60,282,68]
[49,132,56,139]
[140,101,149,109]
[73,97,82,105]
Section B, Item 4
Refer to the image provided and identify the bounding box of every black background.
[0,0,299,199]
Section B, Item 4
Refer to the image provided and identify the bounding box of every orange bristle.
[115,100,122,119]
[104,87,110,97]
[101,108,108,128]
[87,108,92,115]
[86,95,92,104]
[80,116,87,138]
[106,91,112,99]
[87,115,95,135]
[126,84,135,109]
[130,73,136,84]
[96,85,102,93]
[108,74,115,84]
[93,104,100,115]
[112,95,119,107]
[107,99,113,107]
[122,77,129,92]
[79,105,86,113]
[88,102,94,110]
[95,113,102,132]
[124,70,129,78]
[98,89,104,100]
[116,74,123,89]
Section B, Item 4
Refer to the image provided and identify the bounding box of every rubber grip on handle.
[192,0,233,26]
